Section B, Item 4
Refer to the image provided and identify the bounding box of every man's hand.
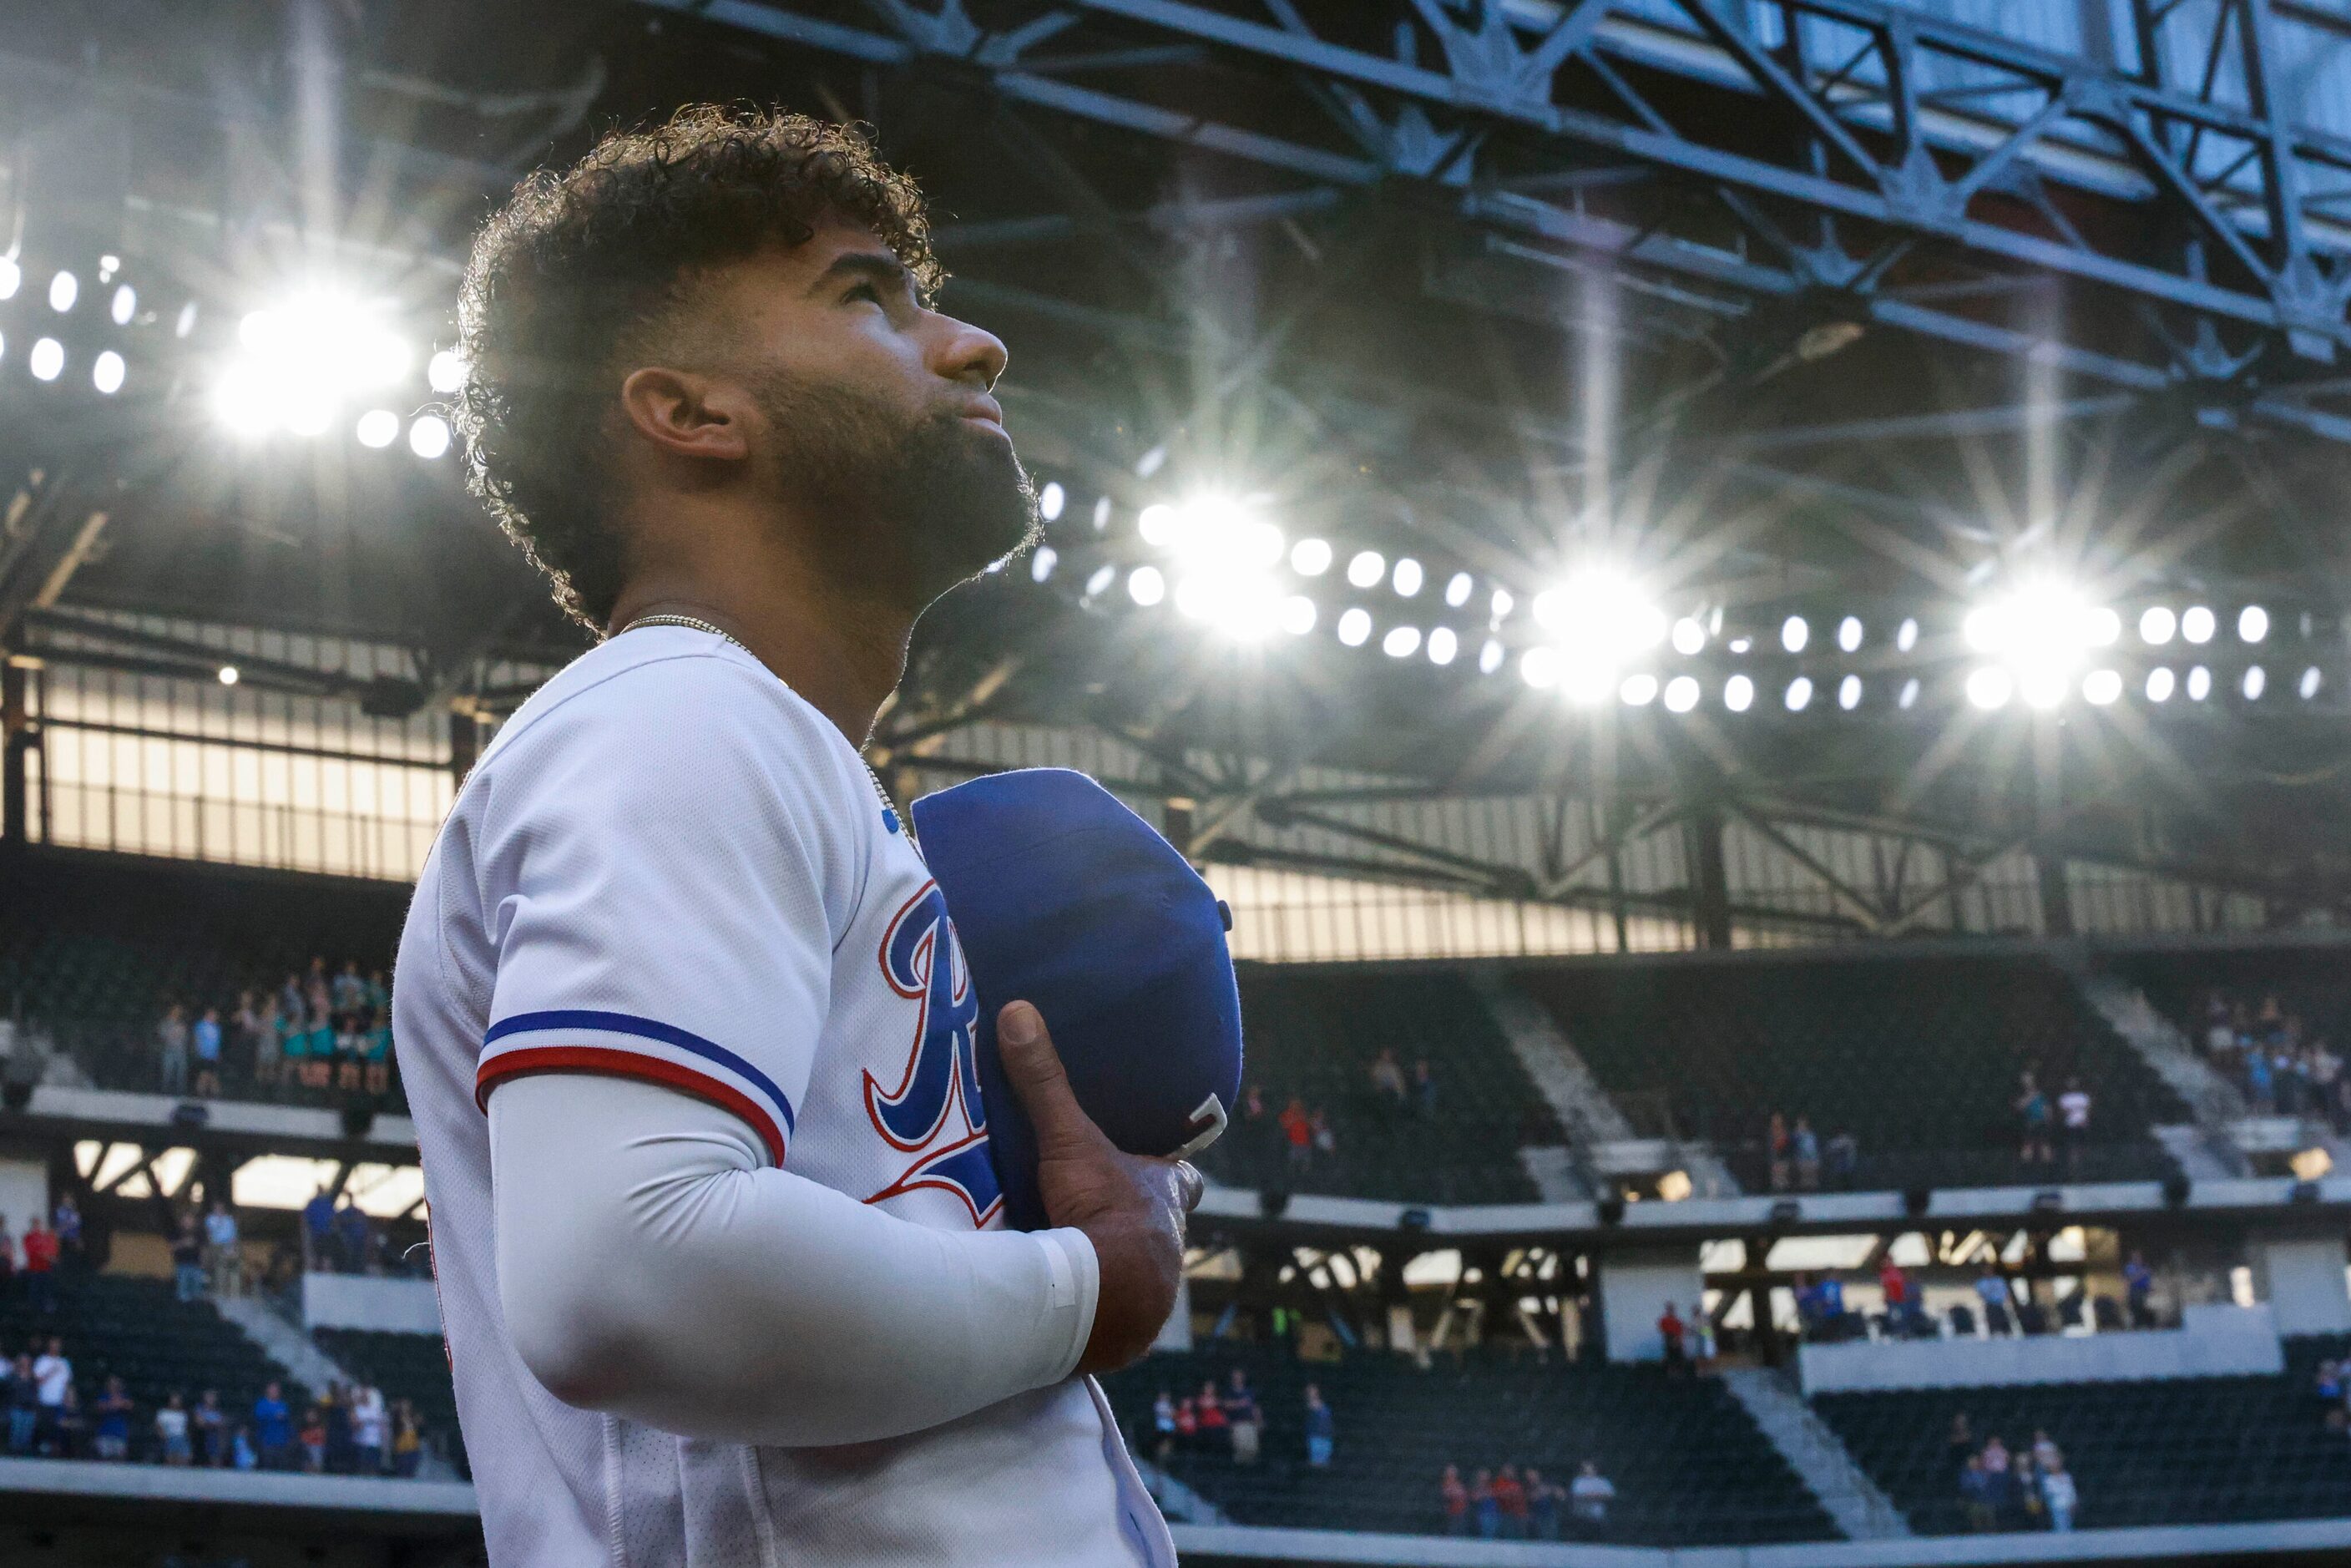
[997,1000,1204,1375]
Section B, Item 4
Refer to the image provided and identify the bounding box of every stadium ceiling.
[3,0,2351,927]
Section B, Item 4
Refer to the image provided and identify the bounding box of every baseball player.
[396,108,1196,1565]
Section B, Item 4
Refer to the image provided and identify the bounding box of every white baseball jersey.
[394,625,1171,1567]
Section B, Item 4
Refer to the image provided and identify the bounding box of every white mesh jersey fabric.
[393,625,1170,1568]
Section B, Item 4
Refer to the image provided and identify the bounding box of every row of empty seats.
[1099,1344,1832,1545]
[1519,953,2188,1192]
[1814,1337,2351,1533]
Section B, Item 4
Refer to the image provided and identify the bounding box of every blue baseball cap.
[913,768,1244,1232]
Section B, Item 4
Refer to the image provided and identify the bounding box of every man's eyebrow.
[807,251,913,298]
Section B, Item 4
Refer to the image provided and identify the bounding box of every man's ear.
[618,366,753,463]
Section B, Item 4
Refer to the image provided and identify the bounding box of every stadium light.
[110,284,135,326]
[1898,677,1920,709]
[1091,497,1110,533]
[1427,626,1458,665]
[427,348,468,393]
[1620,672,1658,706]
[1128,565,1165,606]
[1038,482,1064,522]
[2301,666,2323,701]
[1838,675,1862,711]
[2186,665,2212,701]
[1346,550,1385,589]
[1337,607,1372,646]
[217,665,240,686]
[1279,595,1317,636]
[1663,675,1700,712]
[1521,646,1559,689]
[1150,495,1289,640]
[1392,558,1423,598]
[2140,606,2177,645]
[2239,605,2269,643]
[1478,638,1504,674]
[1724,673,1755,712]
[1444,572,1473,608]
[1838,616,1863,653]
[1490,588,1514,620]
[1896,617,1919,653]
[1782,615,1808,653]
[175,301,198,338]
[1029,547,1057,584]
[28,337,63,382]
[1382,625,1422,659]
[215,291,413,437]
[2243,665,2266,700]
[48,271,76,312]
[2146,667,2175,702]
[1962,579,2116,706]
[1530,566,1667,706]
[1083,564,1115,599]
[1965,666,2014,709]
[1291,538,1332,576]
[407,414,452,459]
[1671,617,1705,655]
[0,255,18,300]
[355,409,400,448]
[2082,668,2122,706]
[91,351,124,395]
[2182,605,2216,644]
[1785,676,1813,711]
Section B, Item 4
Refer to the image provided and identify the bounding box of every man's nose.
[934,311,1009,391]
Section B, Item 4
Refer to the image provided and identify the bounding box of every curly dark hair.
[453,106,943,630]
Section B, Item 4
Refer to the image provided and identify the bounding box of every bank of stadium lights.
[1960,579,2121,709]
[214,291,428,446]
[1136,495,1304,640]
[1523,567,1666,704]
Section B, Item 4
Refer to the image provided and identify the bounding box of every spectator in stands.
[1974,1263,2013,1335]
[1526,1466,1562,1541]
[92,1375,132,1461]
[2031,1429,2064,1474]
[1368,1048,1407,1112]
[32,1337,69,1449]
[156,1391,193,1466]
[2314,1039,2344,1130]
[205,1200,240,1298]
[1459,1466,1493,1537]
[301,1186,336,1273]
[2247,1042,2275,1112]
[1792,1117,1821,1191]
[2010,1449,2044,1530]
[2123,1250,2156,1328]
[2016,1070,2055,1166]
[1192,1379,1225,1457]
[1944,1413,1975,1479]
[336,1195,377,1273]
[1224,1368,1261,1465]
[52,1193,82,1273]
[1302,1383,1334,1467]
[1657,1301,1690,1373]
[237,990,276,1088]
[1412,1059,1437,1120]
[192,1006,224,1099]
[1311,1109,1336,1163]
[1826,1128,1859,1190]
[1767,1112,1792,1191]
[391,1399,424,1479]
[1979,1434,2011,1505]
[158,1003,191,1096]
[1440,1463,1469,1535]
[1878,1256,1920,1338]
[1279,1098,1312,1176]
[2040,1459,2079,1532]
[298,1401,328,1473]
[5,1354,37,1453]
[1493,1462,1529,1540]
[253,1381,293,1470]
[20,1216,56,1313]
[364,984,395,1097]
[170,1212,205,1302]
[1958,1454,1998,1532]
[232,1423,259,1471]
[1171,1390,1196,1454]
[1150,1388,1176,1463]
[53,1380,83,1460]
[195,1389,226,1467]
[1569,1460,1614,1533]
[2057,1078,2091,1172]
[352,1382,388,1475]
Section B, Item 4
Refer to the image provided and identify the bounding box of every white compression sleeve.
[488,1071,1098,1448]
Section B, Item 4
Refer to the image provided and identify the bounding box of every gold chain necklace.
[618,613,907,837]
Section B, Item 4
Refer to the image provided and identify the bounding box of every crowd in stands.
[1762,1114,1859,1191]
[1145,1370,1332,1470]
[1761,1068,2101,1193]
[1218,1054,1449,1187]
[150,958,396,1104]
[2196,992,2349,1124]
[1438,1459,1615,1540]
[1947,1417,2084,1533]
[0,1196,80,1313]
[1791,1252,2163,1347]
[2,1342,427,1476]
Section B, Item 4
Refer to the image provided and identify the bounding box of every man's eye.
[846,283,882,305]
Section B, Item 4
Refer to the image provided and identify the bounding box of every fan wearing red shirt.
[1440,1464,1469,1535]
[19,1221,57,1314]
[1493,1464,1530,1540]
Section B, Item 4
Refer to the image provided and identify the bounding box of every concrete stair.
[1720,1365,1909,1541]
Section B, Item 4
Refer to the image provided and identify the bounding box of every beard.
[750,369,1040,608]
